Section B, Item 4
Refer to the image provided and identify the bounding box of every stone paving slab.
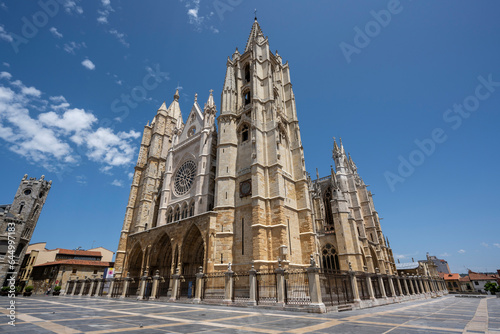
[0,295,497,333]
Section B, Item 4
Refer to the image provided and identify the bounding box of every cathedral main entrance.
[181,224,204,276]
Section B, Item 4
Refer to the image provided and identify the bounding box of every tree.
[484,282,499,294]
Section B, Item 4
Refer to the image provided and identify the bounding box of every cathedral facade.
[114,19,395,280]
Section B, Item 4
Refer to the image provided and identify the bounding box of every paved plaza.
[0,295,498,333]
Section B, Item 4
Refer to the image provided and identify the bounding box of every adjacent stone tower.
[214,18,315,270]
[310,139,396,274]
[115,91,183,277]
[0,175,51,285]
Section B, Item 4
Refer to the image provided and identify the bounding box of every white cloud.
[2,62,9,67]
[97,0,114,24]
[81,59,95,70]
[62,0,83,15]
[21,86,41,97]
[183,0,219,33]
[109,29,129,47]
[76,175,87,185]
[0,73,141,173]
[481,242,489,248]
[493,243,500,249]
[458,249,466,254]
[439,252,450,257]
[111,179,123,187]
[127,172,134,179]
[0,24,13,42]
[49,27,63,38]
[63,41,86,54]
[0,71,11,80]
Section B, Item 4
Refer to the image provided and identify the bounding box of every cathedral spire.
[167,88,183,126]
[245,17,264,53]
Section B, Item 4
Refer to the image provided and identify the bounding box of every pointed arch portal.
[149,234,173,277]
[181,224,205,276]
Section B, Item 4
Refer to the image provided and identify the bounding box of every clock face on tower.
[174,160,197,196]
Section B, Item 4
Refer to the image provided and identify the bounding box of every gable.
[177,102,204,143]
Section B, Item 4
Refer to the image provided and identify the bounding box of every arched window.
[181,203,188,219]
[244,90,251,105]
[18,202,24,214]
[244,64,250,83]
[323,188,334,232]
[188,126,196,137]
[174,207,180,221]
[189,202,195,217]
[321,243,340,272]
[241,124,249,142]
[167,209,173,224]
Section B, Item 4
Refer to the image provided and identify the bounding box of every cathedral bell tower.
[214,19,315,270]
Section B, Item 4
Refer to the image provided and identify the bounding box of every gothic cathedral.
[114,19,396,279]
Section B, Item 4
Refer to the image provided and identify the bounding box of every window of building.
[72,268,77,274]
[188,126,196,137]
[244,91,251,105]
[244,64,250,82]
[18,203,24,214]
[93,270,98,275]
[174,207,180,221]
[241,124,249,142]
[323,188,334,232]
[167,209,173,224]
[321,243,340,272]
[189,202,195,217]
[474,281,479,285]
[181,204,188,219]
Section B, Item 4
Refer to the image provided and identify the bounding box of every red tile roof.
[459,275,470,282]
[442,273,460,280]
[53,248,102,257]
[468,270,497,281]
[34,260,112,267]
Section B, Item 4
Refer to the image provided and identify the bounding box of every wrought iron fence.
[232,272,250,303]
[356,273,370,300]
[370,275,382,299]
[126,279,139,298]
[178,274,197,300]
[90,281,98,296]
[382,276,392,297]
[66,281,75,294]
[392,278,400,296]
[285,270,311,305]
[111,279,124,298]
[82,281,91,295]
[156,276,171,298]
[203,272,225,302]
[74,281,82,295]
[320,270,353,306]
[256,270,277,305]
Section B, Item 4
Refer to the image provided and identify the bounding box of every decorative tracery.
[174,160,197,196]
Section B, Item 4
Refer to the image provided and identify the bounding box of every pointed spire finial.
[315,168,319,180]
[194,93,197,102]
[254,8,257,21]
[174,89,179,101]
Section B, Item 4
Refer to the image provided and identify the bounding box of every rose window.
[174,160,197,196]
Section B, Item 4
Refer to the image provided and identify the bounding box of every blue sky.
[0,0,499,274]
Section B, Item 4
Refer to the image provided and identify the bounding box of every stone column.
[248,266,257,306]
[107,278,115,298]
[366,274,375,301]
[378,274,387,299]
[78,280,86,296]
[193,267,204,304]
[275,265,285,306]
[407,277,414,295]
[63,280,71,296]
[418,277,425,295]
[94,278,103,297]
[88,279,95,297]
[138,270,148,300]
[306,262,326,313]
[396,277,403,297]
[122,273,132,299]
[388,276,396,298]
[349,270,361,303]
[224,267,234,304]
[169,269,180,302]
[151,270,161,301]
